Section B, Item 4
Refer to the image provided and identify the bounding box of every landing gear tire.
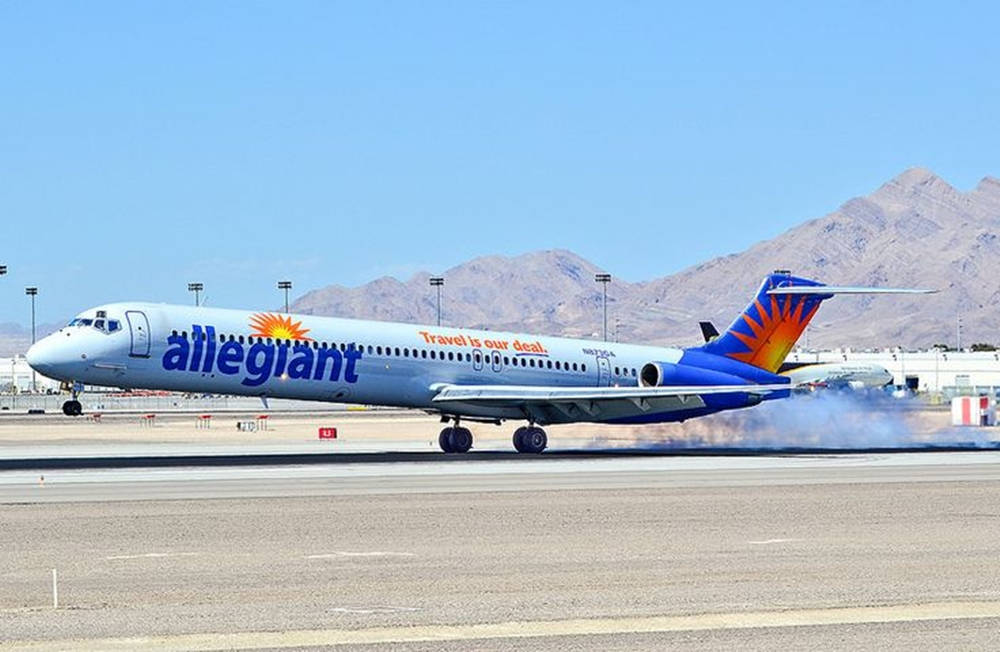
[439,427,456,453]
[513,426,547,454]
[62,400,83,417]
[449,427,473,453]
[512,426,529,453]
[439,427,474,453]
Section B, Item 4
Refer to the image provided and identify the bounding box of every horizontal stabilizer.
[767,286,935,295]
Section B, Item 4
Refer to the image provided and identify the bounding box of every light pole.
[595,273,611,341]
[278,281,292,313]
[25,287,37,392]
[429,277,444,326]
[187,282,203,307]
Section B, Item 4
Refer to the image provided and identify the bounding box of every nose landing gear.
[62,399,83,416]
[60,382,84,416]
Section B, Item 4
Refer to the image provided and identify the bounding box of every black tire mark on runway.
[1,444,998,471]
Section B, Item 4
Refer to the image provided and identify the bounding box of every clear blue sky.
[2,1,998,326]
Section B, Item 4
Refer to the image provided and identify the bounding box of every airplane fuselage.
[29,302,694,424]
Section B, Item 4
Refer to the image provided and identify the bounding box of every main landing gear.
[513,425,547,454]
[438,423,474,453]
[437,419,548,454]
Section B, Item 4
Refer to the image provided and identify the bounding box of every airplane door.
[472,348,484,371]
[126,310,151,358]
[491,351,502,373]
[596,355,611,386]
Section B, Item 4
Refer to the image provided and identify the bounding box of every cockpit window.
[68,317,122,333]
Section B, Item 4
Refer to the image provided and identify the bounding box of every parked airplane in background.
[26,271,929,453]
[780,361,894,390]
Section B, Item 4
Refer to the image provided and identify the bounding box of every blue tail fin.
[700,272,828,373]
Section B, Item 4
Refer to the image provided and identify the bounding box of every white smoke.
[586,391,998,450]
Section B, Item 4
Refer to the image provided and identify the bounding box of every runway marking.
[7,601,1000,650]
[747,538,801,545]
[104,552,199,560]
[305,551,416,559]
[328,605,421,614]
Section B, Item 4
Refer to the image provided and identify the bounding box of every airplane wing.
[430,382,790,423]
[431,383,789,403]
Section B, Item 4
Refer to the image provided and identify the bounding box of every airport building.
[0,356,61,393]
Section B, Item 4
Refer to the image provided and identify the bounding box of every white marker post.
[51,568,58,609]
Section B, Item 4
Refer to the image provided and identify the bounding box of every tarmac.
[2,410,1000,649]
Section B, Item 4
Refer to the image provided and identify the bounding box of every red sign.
[318,427,338,439]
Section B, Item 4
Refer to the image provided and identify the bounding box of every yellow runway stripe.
[6,601,1000,651]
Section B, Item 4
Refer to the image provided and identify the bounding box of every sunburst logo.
[249,312,313,341]
[725,295,819,373]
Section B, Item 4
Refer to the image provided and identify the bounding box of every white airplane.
[25,271,929,453]
[780,361,894,390]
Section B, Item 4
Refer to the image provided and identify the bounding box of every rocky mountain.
[293,168,1000,349]
[2,168,996,356]
[0,322,61,357]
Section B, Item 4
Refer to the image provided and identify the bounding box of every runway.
[3,450,1000,649]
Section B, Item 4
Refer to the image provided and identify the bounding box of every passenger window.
[475,353,481,363]
[182,331,188,339]
[430,351,436,359]
[448,352,454,361]
[582,364,586,372]
[238,335,244,344]
[394,347,401,356]
[422,350,427,359]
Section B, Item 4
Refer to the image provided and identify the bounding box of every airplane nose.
[25,336,62,377]
[25,340,50,373]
